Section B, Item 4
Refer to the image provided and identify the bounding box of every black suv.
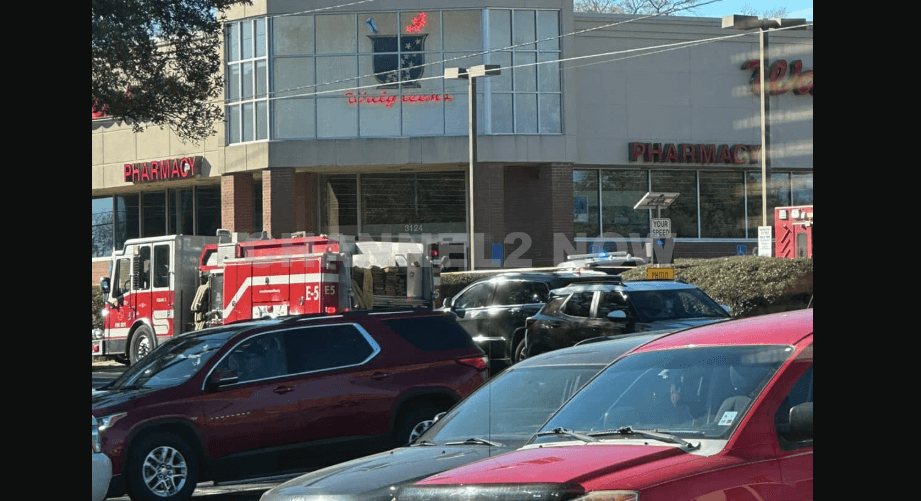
[436,271,611,374]
[521,278,731,360]
[92,309,488,501]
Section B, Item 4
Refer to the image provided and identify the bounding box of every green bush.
[440,256,813,319]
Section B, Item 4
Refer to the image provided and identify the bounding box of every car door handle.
[371,372,390,380]
[273,385,293,394]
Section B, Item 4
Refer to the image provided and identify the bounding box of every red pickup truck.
[397,309,813,501]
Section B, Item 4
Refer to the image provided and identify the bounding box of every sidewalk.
[92,358,127,373]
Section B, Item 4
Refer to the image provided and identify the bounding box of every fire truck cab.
[92,235,217,364]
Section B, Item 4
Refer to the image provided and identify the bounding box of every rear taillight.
[325,306,338,314]
[456,355,489,372]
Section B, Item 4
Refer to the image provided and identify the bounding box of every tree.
[618,0,702,15]
[739,3,789,19]
[92,0,251,143]
[574,0,625,13]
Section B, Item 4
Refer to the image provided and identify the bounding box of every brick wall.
[221,173,254,233]
[92,260,110,287]
[474,162,504,267]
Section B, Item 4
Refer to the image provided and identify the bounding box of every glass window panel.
[315,56,357,94]
[115,194,140,250]
[242,102,254,142]
[256,60,267,98]
[699,171,745,238]
[792,173,813,205]
[600,170,648,238]
[315,14,357,54]
[513,10,536,50]
[227,104,241,144]
[651,171,698,238]
[242,20,253,60]
[195,185,222,238]
[444,94,469,135]
[321,175,358,236]
[488,9,511,50]
[537,11,560,51]
[415,172,466,232]
[142,191,167,238]
[273,15,315,56]
[242,62,254,99]
[401,92,445,136]
[403,58,442,92]
[273,98,315,139]
[359,13,398,53]
[770,172,791,209]
[514,52,537,92]
[255,18,266,57]
[538,52,560,91]
[443,10,481,51]
[401,11,442,52]
[227,64,240,101]
[539,93,561,133]
[491,93,513,133]
[317,98,358,137]
[489,51,512,91]
[359,97,402,137]
[573,170,599,238]
[153,244,170,288]
[168,187,194,235]
[256,101,268,140]
[227,24,239,62]
[274,57,315,98]
[92,197,114,258]
[515,93,537,133]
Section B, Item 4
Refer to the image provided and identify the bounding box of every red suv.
[92,310,488,501]
[398,309,813,501]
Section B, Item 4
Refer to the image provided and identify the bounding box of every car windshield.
[107,329,237,390]
[627,289,729,322]
[419,365,602,444]
[533,345,793,443]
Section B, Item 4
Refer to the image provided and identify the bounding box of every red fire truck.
[774,205,813,258]
[93,232,439,365]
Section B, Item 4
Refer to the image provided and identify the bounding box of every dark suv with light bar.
[92,309,488,501]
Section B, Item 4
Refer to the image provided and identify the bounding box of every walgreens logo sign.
[743,59,813,96]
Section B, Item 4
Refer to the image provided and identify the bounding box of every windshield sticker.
[718,411,738,426]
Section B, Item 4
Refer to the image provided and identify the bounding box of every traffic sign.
[758,226,772,257]
[651,218,671,238]
[647,267,674,280]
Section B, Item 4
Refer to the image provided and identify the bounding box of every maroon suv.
[92,310,488,501]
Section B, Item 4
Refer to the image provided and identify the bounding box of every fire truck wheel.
[130,326,156,365]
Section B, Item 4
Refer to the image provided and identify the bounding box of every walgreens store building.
[91,0,813,283]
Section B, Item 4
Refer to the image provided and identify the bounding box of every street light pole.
[445,64,501,271]
[722,15,805,230]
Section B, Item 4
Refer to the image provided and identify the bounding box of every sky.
[690,0,813,21]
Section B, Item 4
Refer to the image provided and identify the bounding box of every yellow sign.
[647,267,675,280]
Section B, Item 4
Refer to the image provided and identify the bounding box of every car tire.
[130,325,156,365]
[394,402,445,447]
[514,338,528,363]
[127,432,199,501]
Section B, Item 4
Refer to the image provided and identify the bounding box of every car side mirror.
[442,297,454,309]
[788,402,813,442]
[99,277,110,295]
[207,370,239,390]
